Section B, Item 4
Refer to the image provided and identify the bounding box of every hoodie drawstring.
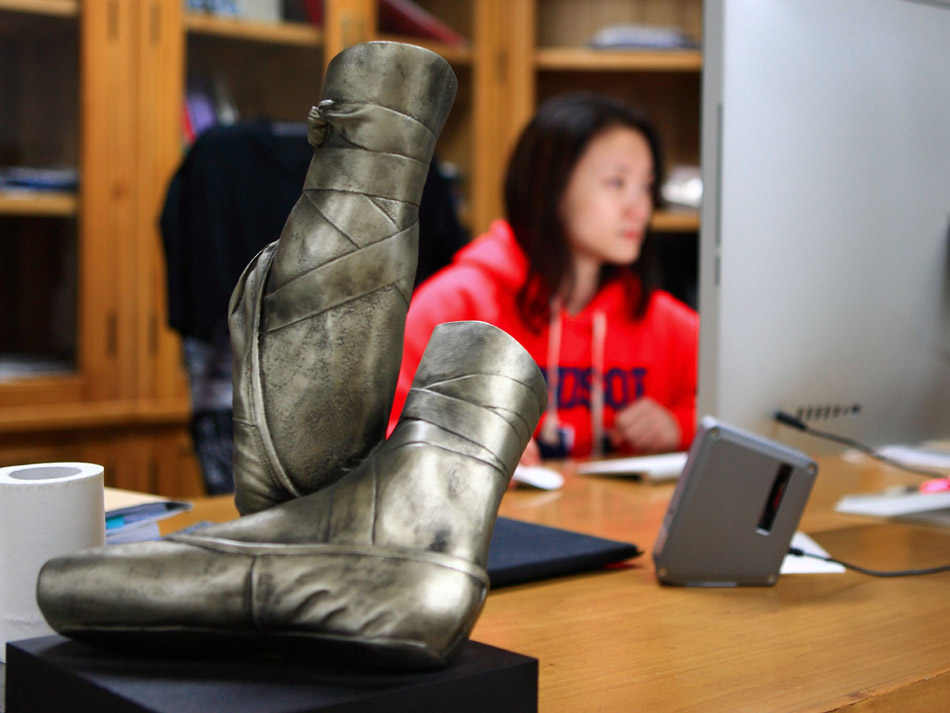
[540,300,607,458]
[590,311,607,458]
[540,299,563,447]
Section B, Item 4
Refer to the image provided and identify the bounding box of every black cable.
[787,547,950,577]
[775,411,950,577]
[774,411,949,480]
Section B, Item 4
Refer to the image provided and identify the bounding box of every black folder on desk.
[486,517,642,588]
[165,517,641,589]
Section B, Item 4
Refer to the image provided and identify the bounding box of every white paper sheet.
[874,444,950,470]
[835,489,950,518]
[512,465,565,490]
[780,532,845,574]
[576,452,688,481]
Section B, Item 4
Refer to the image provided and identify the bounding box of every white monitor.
[698,0,950,449]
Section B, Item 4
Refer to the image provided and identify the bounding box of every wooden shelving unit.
[0,3,82,400]
[0,0,703,496]
[0,1,204,496]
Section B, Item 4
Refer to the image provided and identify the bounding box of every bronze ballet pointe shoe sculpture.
[230,41,457,515]
[35,42,537,671]
[37,322,546,669]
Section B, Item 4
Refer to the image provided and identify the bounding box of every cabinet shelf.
[0,396,192,434]
[376,33,471,66]
[536,47,702,73]
[0,0,76,17]
[651,210,699,233]
[185,13,322,47]
[0,190,78,217]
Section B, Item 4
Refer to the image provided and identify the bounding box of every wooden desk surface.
[166,456,950,713]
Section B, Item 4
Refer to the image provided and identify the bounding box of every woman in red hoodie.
[390,93,698,461]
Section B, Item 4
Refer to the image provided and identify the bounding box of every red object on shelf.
[304,0,323,27]
[379,0,467,47]
[181,106,195,145]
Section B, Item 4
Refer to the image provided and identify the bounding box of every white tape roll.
[0,462,105,660]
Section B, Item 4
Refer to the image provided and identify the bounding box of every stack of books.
[186,0,282,23]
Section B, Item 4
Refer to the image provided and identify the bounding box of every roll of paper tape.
[0,462,105,660]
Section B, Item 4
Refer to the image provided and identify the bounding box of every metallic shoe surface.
[230,42,458,515]
[37,322,546,669]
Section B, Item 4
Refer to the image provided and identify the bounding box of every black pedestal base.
[5,635,537,713]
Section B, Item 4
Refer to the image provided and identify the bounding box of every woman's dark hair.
[504,92,663,330]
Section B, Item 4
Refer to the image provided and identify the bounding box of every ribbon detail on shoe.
[230,242,301,506]
[262,226,417,332]
[168,534,491,588]
[304,148,429,205]
[398,387,531,475]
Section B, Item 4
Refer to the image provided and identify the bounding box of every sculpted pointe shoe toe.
[230,42,457,515]
[37,322,546,669]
